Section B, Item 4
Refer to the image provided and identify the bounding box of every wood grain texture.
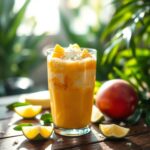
[0,95,150,150]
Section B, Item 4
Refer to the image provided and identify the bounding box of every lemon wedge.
[91,105,104,123]
[24,91,50,109]
[99,124,130,138]
[22,126,53,140]
[14,105,42,118]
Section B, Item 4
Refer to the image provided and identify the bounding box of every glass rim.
[47,47,97,55]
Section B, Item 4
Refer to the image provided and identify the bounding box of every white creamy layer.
[49,69,95,88]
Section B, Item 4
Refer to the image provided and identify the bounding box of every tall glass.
[47,48,96,136]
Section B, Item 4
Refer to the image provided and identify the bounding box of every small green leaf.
[113,67,138,90]
[129,34,136,57]
[145,111,150,126]
[6,0,30,45]
[14,123,33,131]
[40,113,53,125]
[94,81,102,94]
[113,67,131,82]
[126,108,142,125]
[7,102,30,110]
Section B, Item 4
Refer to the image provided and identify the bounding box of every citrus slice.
[22,126,53,140]
[91,105,104,123]
[14,105,42,118]
[99,124,130,138]
[52,44,64,58]
[24,91,50,109]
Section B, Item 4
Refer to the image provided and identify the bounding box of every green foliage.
[94,81,102,94]
[145,111,150,126]
[102,1,150,83]
[127,108,143,125]
[40,112,53,125]
[7,102,30,110]
[14,123,33,131]
[0,0,46,81]
[102,0,150,125]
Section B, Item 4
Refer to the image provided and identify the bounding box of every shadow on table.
[11,118,40,125]
[99,138,140,150]
[17,138,54,150]
[16,127,140,150]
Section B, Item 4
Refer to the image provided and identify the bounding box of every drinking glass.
[47,48,96,136]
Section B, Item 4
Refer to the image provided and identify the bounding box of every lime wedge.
[99,124,130,138]
[14,105,42,118]
[91,105,104,123]
[22,126,53,140]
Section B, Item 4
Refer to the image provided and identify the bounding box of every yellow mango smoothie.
[47,44,96,136]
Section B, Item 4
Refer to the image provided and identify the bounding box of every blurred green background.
[0,0,150,98]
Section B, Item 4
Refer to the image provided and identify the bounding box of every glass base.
[54,126,91,137]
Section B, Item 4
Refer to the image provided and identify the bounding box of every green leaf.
[7,102,30,110]
[114,1,138,17]
[14,123,33,131]
[5,0,30,46]
[130,70,147,91]
[40,113,53,125]
[145,111,150,126]
[0,0,15,29]
[129,34,136,57]
[139,94,150,106]
[95,81,102,87]
[126,108,142,125]
[113,67,136,88]
[101,37,122,65]
[139,17,150,36]
[94,81,102,94]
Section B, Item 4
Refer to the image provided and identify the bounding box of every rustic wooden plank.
[0,114,41,138]
[0,135,55,150]
[0,94,149,136]
[70,140,141,150]
[0,130,104,150]
[0,119,22,139]
[1,95,150,150]
[0,121,150,150]
[0,117,105,149]
[51,128,105,150]
[0,113,150,147]
[0,95,20,120]
[0,95,20,106]
[0,126,106,150]
[70,130,150,150]
[1,130,148,150]
[127,119,150,136]
[128,131,150,150]
[0,106,13,119]
[92,118,150,137]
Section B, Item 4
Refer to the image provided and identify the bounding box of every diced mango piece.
[52,44,64,58]
[72,43,80,49]
[81,49,92,58]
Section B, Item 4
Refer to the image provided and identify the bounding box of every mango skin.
[96,79,138,120]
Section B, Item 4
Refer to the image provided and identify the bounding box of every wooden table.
[0,94,150,150]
